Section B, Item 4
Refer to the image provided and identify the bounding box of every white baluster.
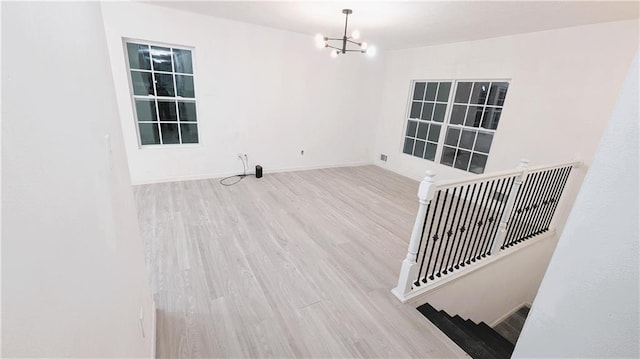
[392,170,437,301]
[490,159,529,255]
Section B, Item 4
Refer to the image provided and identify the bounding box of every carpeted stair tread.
[461,318,514,359]
[417,303,501,359]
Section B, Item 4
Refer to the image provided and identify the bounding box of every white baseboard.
[131,161,373,185]
[490,300,532,327]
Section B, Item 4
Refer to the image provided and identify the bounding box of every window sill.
[138,143,201,150]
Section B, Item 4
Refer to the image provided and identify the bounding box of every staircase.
[417,303,515,359]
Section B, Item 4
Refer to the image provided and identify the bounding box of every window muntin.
[125,41,199,146]
[402,80,509,174]
[403,81,452,161]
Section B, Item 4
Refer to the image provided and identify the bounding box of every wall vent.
[380,154,388,162]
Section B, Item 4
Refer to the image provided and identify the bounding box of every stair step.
[417,304,501,359]
[463,319,514,359]
[448,315,504,359]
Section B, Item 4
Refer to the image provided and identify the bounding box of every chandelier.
[314,9,376,58]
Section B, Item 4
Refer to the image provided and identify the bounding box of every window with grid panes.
[441,81,509,173]
[125,41,199,145]
[402,81,451,161]
[402,80,509,174]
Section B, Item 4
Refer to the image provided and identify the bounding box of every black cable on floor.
[220,155,253,186]
[219,174,248,186]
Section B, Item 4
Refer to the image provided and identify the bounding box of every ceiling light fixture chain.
[314,9,375,58]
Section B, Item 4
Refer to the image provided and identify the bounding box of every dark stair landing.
[494,306,529,345]
[417,303,515,359]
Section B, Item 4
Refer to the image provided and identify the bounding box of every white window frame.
[401,78,511,174]
[123,38,201,148]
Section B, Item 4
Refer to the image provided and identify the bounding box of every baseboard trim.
[490,301,532,327]
[151,300,157,359]
[131,161,373,185]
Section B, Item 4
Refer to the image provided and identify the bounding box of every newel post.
[490,159,529,254]
[391,170,437,301]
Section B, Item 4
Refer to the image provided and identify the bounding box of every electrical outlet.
[380,154,388,162]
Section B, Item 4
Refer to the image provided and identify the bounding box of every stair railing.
[392,159,580,302]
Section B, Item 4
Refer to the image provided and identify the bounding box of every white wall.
[2,2,154,357]
[513,53,639,358]
[373,20,639,182]
[101,2,384,184]
[419,234,558,326]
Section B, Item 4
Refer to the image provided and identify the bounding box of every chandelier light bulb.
[351,30,361,40]
[330,50,339,58]
[366,46,377,57]
[360,41,368,50]
[314,33,325,49]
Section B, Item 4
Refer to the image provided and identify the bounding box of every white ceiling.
[148,1,640,50]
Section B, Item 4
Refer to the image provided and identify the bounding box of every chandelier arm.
[325,45,343,51]
[346,39,362,46]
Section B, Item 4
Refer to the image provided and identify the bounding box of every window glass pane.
[176,75,195,98]
[454,149,471,171]
[474,132,493,153]
[403,138,415,154]
[160,123,180,144]
[180,124,199,143]
[139,123,160,145]
[470,153,488,174]
[450,105,466,125]
[135,100,157,122]
[150,46,173,72]
[413,82,426,100]
[433,104,446,122]
[131,71,154,96]
[441,146,456,167]
[469,82,489,105]
[425,83,438,101]
[406,120,418,137]
[459,130,476,150]
[465,106,483,127]
[427,124,441,142]
[154,73,175,96]
[410,102,422,119]
[127,43,151,70]
[421,103,434,121]
[178,102,197,122]
[487,82,509,106]
[414,140,426,158]
[416,122,429,140]
[437,82,451,102]
[173,49,193,74]
[424,142,437,161]
[157,101,177,121]
[445,127,460,146]
[482,107,502,129]
[454,82,472,103]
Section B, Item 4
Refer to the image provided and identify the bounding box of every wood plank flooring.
[134,165,468,358]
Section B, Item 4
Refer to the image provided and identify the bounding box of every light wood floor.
[134,165,467,358]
